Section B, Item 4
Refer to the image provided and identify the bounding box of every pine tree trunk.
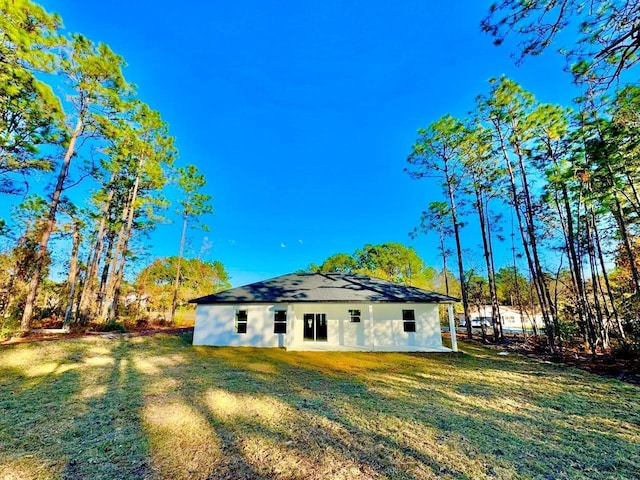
[101,212,128,322]
[439,229,450,296]
[21,116,83,331]
[63,222,82,327]
[494,124,556,352]
[624,171,640,217]
[474,186,502,342]
[446,173,471,339]
[102,155,144,322]
[78,225,106,321]
[552,179,592,347]
[513,141,559,348]
[586,207,611,350]
[78,173,117,320]
[485,205,503,340]
[510,213,530,338]
[171,215,188,325]
[612,192,640,293]
[592,208,626,344]
[97,232,116,317]
[583,214,601,354]
[110,197,137,322]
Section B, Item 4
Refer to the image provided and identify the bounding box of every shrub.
[95,321,127,333]
[0,315,20,341]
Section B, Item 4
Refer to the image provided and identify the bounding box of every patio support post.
[287,304,294,349]
[369,304,375,351]
[448,303,458,352]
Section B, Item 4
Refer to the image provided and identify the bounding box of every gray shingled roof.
[190,273,459,304]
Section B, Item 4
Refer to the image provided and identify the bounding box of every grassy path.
[0,334,638,479]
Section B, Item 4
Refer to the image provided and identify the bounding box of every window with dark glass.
[274,310,287,334]
[235,309,248,334]
[402,309,416,332]
[349,309,361,322]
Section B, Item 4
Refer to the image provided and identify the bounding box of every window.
[349,309,361,323]
[402,309,416,332]
[235,309,248,334]
[274,310,287,334]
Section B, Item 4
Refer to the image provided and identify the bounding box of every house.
[124,293,150,310]
[191,273,459,352]
[459,305,545,332]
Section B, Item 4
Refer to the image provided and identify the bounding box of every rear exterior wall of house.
[192,302,447,352]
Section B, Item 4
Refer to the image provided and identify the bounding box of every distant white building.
[191,273,459,352]
[459,305,545,331]
[123,293,150,310]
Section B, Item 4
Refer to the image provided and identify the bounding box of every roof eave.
[192,298,459,305]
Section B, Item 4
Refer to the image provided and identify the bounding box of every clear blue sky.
[37,0,577,287]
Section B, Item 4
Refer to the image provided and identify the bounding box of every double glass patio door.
[303,313,327,341]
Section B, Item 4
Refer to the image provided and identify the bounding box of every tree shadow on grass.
[61,340,150,479]
[161,343,471,479]
[178,339,640,479]
[0,348,83,478]
[6,334,636,479]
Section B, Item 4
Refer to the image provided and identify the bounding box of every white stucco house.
[191,273,459,352]
[459,305,545,332]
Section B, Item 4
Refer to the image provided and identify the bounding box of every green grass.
[0,335,638,480]
[142,309,195,327]
[172,308,195,327]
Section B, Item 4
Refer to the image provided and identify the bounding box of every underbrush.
[462,331,640,384]
[91,320,128,333]
[0,315,20,341]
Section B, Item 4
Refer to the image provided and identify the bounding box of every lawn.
[0,334,638,480]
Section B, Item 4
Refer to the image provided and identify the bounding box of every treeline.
[0,1,219,336]
[135,257,230,322]
[309,243,542,328]
[307,243,437,289]
[417,0,640,355]
[407,77,640,355]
